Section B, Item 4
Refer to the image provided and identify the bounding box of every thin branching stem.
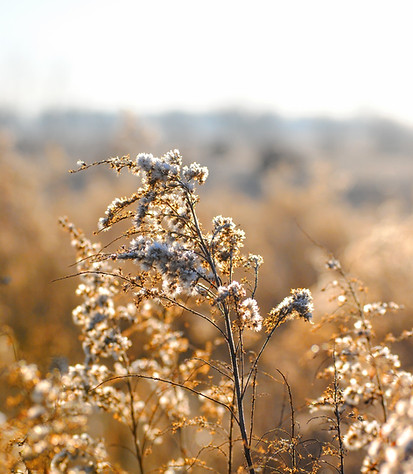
[228,385,236,474]
[125,378,145,474]
[191,357,234,381]
[184,191,255,473]
[275,369,296,472]
[93,374,238,422]
[162,295,228,340]
[332,347,345,474]
[251,261,259,300]
[242,318,283,399]
[249,367,258,446]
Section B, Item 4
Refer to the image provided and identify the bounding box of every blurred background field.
[1,107,413,470]
[1,107,413,384]
[1,1,413,470]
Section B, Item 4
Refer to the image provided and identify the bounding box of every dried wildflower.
[117,236,205,296]
[182,162,209,187]
[210,215,246,272]
[265,288,313,330]
[136,152,180,184]
[310,259,413,473]
[217,280,246,302]
[0,360,114,472]
[245,253,264,268]
[98,195,139,231]
[363,301,401,316]
[2,150,326,473]
[365,377,413,473]
[238,297,262,331]
[344,419,380,450]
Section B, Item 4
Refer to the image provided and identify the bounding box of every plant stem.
[332,348,345,474]
[276,369,296,472]
[339,268,388,422]
[126,378,145,474]
[228,387,235,474]
[185,190,255,473]
[223,303,255,473]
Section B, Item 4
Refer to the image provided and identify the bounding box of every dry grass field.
[1,112,412,472]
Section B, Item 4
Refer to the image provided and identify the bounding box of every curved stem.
[126,377,145,474]
[242,318,283,399]
[93,374,237,421]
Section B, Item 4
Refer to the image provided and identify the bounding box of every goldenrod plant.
[1,150,412,473]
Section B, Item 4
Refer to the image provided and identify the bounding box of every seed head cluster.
[309,260,413,473]
[7,150,412,473]
[265,288,314,331]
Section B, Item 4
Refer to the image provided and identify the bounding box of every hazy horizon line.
[2,104,412,128]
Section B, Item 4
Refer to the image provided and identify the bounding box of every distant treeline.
[1,108,412,205]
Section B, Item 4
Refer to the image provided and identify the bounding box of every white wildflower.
[271,288,314,322]
[239,298,262,331]
[217,281,246,302]
[182,162,209,186]
[363,302,401,316]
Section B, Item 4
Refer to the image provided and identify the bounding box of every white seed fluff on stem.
[273,288,314,322]
[217,281,246,302]
[239,298,262,332]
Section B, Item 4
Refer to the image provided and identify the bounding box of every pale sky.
[2,0,413,123]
